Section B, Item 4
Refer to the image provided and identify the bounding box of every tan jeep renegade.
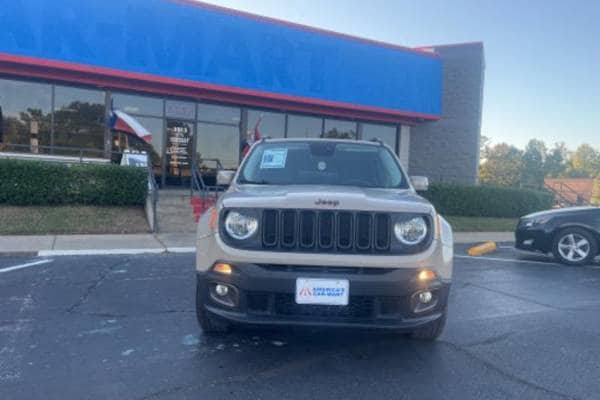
[195,138,453,340]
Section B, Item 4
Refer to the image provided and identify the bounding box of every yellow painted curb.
[468,241,497,256]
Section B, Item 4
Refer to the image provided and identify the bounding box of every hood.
[221,184,434,214]
[523,206,599,219]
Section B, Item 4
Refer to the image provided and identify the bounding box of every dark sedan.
[515,206,600,265]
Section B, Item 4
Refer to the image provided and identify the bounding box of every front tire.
[196,281,229,335]
[552,227,597,266]
[410,310,447,341]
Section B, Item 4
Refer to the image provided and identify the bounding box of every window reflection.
[0,79,52,153]
[112,93,163,117]
[247,110,285,139]
[112,116,164,168]
[196,122,239,169]
[362,123,398,153]
[323,118,357,139]
[197,103,241,125]
[54,86,105,156]
[286,114,322,138]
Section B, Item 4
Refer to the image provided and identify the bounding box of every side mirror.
[216,170,235,186]
[410,176,429,192]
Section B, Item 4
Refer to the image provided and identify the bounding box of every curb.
[1,247,196,257]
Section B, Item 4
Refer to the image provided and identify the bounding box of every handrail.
[544,181,589,206]
[147,164,159,232]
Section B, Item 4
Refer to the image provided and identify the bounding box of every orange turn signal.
[418,269,437,281]
[212,263,233,275]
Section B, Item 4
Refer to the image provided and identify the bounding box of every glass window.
[361,123,398,152]
[286,114,322,138]
[0,79,52,153]
[196,122,240,169]
[112,93,163,117]
[238,141,408,189]
[247,109,285,139]
[166,100,195,120]
[323,118,357,139]
[54,86,106,155]
[112,116,164,168]
[197,103,240,125]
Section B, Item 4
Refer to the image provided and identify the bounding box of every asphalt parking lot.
[1,247,599,400]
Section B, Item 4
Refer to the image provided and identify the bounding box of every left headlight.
[394,217,428,245]
[224,211,258,240]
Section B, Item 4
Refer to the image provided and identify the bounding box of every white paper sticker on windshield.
[260,149,288,169]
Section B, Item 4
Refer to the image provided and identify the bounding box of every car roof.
[260,137,382,147]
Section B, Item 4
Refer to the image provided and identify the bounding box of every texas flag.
[109,109,152,143]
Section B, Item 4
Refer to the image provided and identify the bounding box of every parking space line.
[454,255,562,266]
[0,259,54,274]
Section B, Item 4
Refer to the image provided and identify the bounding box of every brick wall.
[409,43,485,184]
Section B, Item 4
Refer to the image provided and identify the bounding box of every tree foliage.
[479,143,523,186]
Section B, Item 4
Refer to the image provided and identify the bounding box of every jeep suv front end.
[195,139,453,339]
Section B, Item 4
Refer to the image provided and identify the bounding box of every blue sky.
[202,0,599,150]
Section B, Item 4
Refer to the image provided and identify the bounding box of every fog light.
[418,269,437,281]
[213,263,232,275]
[215,284,229,297]
[418,291,433,304]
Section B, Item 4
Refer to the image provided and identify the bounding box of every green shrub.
[421,183,554,218]
[0,159,147,206]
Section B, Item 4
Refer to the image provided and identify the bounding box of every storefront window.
[112,93,163,117]
[323,118,357,139]
[247,109,285,139]
[196,122,239,169]
[286,114,322,138]
[54,85,106,156]
[0,79,52,153]
[361,123,398,152]
[112,116,164,167]
[197,103,241,125]
[166,100,195,120]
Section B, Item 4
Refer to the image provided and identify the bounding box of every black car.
[515,206,600,265]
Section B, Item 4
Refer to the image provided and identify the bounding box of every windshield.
[238,141,408,189]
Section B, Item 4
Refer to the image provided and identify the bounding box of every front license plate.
[295,278,349,306]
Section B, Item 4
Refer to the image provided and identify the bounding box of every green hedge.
[0,159,147,206]
[421,183,554,218]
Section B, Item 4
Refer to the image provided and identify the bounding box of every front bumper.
[515,226,551,253]
[197,263,450,330]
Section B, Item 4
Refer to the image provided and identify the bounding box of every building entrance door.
[164,119,193,186]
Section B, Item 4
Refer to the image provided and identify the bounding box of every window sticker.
[260,148,288,169]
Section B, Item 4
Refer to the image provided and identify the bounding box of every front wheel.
[552,228,597,266]
[410,310,447,341]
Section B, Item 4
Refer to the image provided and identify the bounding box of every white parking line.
[454,254,561,266]
[0,259,54,274]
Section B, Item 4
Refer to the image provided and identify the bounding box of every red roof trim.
[169,0,440,59]
[0,53,434,125]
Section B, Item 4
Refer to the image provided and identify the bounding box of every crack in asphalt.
[439,340,579,400]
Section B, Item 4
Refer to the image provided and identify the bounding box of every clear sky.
[201,0,599,150]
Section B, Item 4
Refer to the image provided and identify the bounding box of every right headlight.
[394,217,428,245]
[224,211,258,240]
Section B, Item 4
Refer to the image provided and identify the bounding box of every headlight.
[224,211,258,240]
[394,217,428,245]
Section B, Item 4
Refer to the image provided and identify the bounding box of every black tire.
[410,310,447,341]
[196,282,229,335]
[552,227,597,266]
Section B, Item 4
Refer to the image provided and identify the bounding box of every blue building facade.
[0,0,483,185]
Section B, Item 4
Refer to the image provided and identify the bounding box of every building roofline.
[169,0,440,59]
[414,41,484,50]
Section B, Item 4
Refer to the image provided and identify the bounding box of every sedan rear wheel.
[553,228,597,266]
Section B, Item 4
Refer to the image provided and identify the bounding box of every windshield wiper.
[238,179,270,185]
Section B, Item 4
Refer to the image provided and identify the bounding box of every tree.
[479,143,524,187]
[521,139,547,188]
[544,142,568,178]
[566,144,600,178]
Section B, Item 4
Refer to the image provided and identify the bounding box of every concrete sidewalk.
[0,233,196,256]
[0,231,513,256]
